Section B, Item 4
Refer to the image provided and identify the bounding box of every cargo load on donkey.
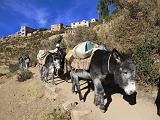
[37,50,49,65]
[65,41,106,70]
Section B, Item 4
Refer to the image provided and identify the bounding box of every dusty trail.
[0,67,159,120]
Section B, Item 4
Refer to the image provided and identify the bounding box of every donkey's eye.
[123,71,127,74]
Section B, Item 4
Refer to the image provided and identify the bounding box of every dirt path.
[0,67,159,120]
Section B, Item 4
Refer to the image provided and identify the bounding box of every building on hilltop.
[71,20,90,28]
[90,18,98,23]
[51,23,63,31]
[71,18,98,28]
[20,26,37,37]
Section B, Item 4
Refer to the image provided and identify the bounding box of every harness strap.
[108,54,111,73]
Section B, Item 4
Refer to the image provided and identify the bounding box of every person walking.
[24,55,30,69]
[53,43,61,53]
[18,56,24,69]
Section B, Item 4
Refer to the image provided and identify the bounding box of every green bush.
[17,69,33,82]
[50,112,61,120]
[9,63,19,73]
[50,109,71,120]
[44,108,71,120]
[133,39,160,85]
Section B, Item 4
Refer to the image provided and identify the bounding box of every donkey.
[70,48,136,112]
[40,52,62,85]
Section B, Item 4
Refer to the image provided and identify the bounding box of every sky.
[0,0,116,37]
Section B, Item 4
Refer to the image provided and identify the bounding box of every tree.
[96,0,109,19]
[109,0,124,9]
[96,0,122,20]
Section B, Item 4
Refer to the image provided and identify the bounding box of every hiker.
[52,43,64,62]
[53,43,62,54]
[24,55,30,69]
[18,56,24,69]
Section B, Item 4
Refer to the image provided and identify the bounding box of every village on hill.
[6,18,98,38]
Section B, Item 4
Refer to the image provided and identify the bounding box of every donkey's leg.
[75,76,84,102]
[70,71,76,93]
[87,80,91,92]
[93,78,105,112]
[43,66,49,83]
[50,63,55,85]
[89,80,94,92]
[39,65,44,81]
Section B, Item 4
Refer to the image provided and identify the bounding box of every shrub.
[9,63,19,73]
[17,69,33,82]
[48,108,71,120]
[50,112,61,120]
[133,39,160,85]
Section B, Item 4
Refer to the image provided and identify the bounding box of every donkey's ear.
[112,48,122,63]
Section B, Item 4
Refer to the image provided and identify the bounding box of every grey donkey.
[70,48,136,112]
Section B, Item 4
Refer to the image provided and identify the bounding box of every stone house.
[20,26,37,37]
[51,24,63,31]
[71,20,90,28]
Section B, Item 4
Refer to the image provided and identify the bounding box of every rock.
[71,109,92,120]
[62,101,78,111]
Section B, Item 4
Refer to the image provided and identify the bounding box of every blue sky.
[0,0,116,37]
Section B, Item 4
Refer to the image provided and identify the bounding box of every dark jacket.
[19,57,23,63]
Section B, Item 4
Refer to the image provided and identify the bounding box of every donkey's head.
[53,52,61,70]
[112,49,136,95]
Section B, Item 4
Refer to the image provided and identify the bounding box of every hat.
[56,44,60,47]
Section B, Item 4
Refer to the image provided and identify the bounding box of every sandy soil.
[0,67,159,120]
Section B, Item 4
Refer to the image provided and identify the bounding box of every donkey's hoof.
[100,109,106,113]
[94,102,99,106]
[96,105,100,108]
[80,99,84,102]
[72,91,76,94]
[99,106,106,113]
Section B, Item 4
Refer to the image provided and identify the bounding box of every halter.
[108,54,112,73]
